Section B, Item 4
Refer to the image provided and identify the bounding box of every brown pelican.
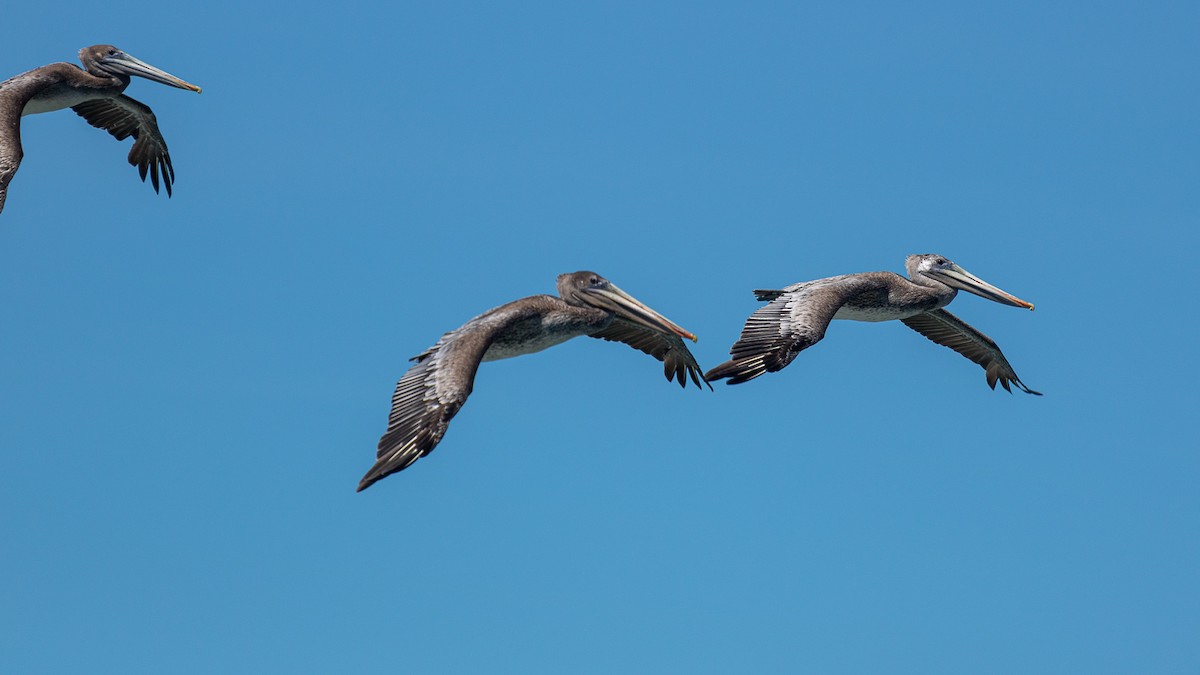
[0,45,201,214]
[705,254,1041,394]
[358,271,710,491]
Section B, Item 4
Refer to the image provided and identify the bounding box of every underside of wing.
[71,94,174,196]
[588,317,711,389]
[901,309,1041,395]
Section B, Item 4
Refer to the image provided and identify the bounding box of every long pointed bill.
[108,53,202,93]
[928,263,1035,310]
[582,284,699,341]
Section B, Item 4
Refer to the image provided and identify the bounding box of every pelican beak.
[106,51,202,93]
[928,263,1035,310]
[581,284,699,341]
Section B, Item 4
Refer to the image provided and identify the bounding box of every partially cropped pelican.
[358,271,710,491]
[705,254,1041,394]
[0,44,201,214]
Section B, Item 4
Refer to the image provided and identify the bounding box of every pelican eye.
[107,49,118,56]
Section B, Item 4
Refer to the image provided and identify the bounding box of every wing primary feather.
[72,94,176,197]
[587,317,711,391]
[901,309,1041,395]
[707,276,877,384]
[358,317,503,490]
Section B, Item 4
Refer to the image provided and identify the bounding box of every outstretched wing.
[0,96,23,214]
[901,309,1041,395]
[358,301,550,491]
[72,94,175,196]
[588,317,711,390]
[358,328,494,491]
[0,70,57,214]
[705,275,881,384]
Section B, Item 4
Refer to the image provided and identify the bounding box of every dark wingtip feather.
[703,363,729,382]
[1014,378,1043,396]
[161,158,173,197]
[356,461,394,492]
[704,359,765,385]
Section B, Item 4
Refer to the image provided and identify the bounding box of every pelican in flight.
[0,44,201,214]
[705,254,1041,394]
[358,271,710,491]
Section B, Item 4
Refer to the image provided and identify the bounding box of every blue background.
[1,1,1196,672]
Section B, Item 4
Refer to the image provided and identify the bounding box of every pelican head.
[908,254,1034,310]
[79,45,202,93]
[557,271,698,341]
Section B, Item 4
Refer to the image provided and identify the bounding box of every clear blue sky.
[1,1,1196,673]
